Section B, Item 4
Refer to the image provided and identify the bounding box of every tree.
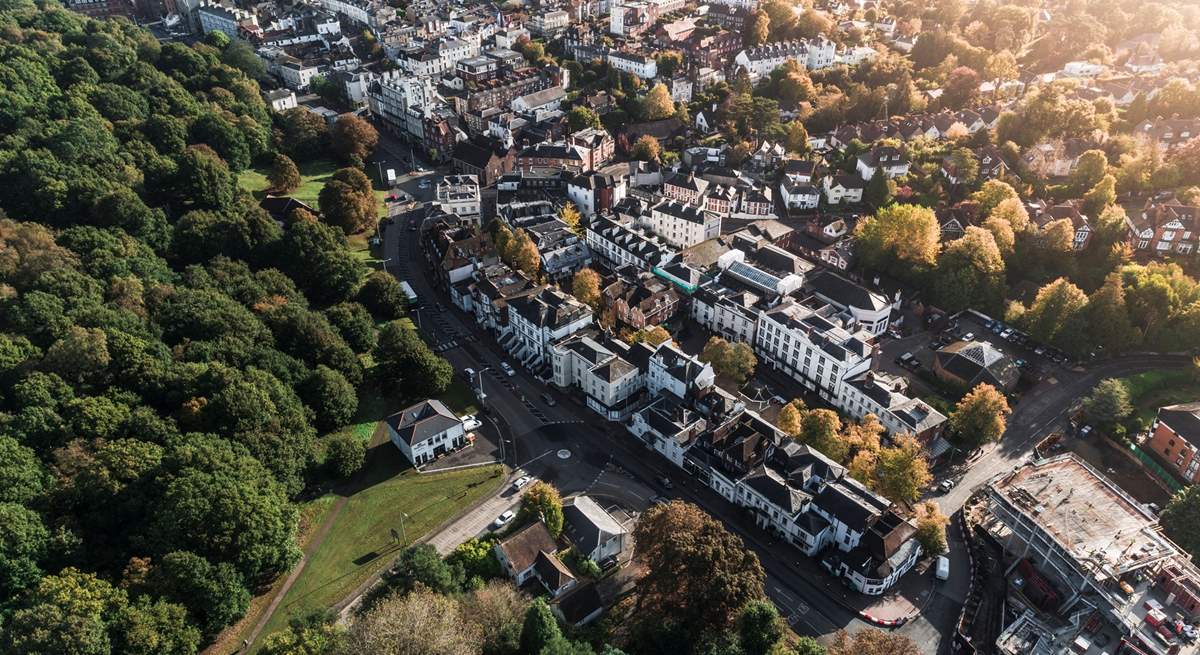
[325,432,366,479]
[174,145,237,210]
[520,481,564,537]
[799,409,847,462]
[567,106,601,132]
[854,204,940,277]
[329,114,379,164]
[448,538,503,584]
[357,270,407,320]
[746,10,771,46]
[42,325,110,383]
[933,226,1006,313]
[318,167,377,235]
[791,636,828,655]
[222,39,266,79]
[864,169,896,206]
[982,214,1015,257]
[1069,149,1108,193]
[260,612,344,655]
[971,180,1020,216]
[1162,485,1200,564]
[875,435,932,504]
[633,501,765,630]
[374,321,453,397]
[630,325,672,346]
[1082,378,1133,429]
[642,83,675,121]
[785,121,810,154]
[521,598,561,655]
[631,134,661,162]
[277,108,329,160]
[1085,273,1138,354]
[700,336,757,385]
[0,436,50,504]
[391,544,459,594]
[147,551,250,637]
[459,581,529,655]
[560,202,583,237]
[571,268,601,309]
[267,153,301,193]
[301,365,357,431]
[949,383,1011,448]
[324,302,377,352]
[737,600,783,655]
[988,196,1030,233]
[828,629,921,655]
[776,400,804,437]
[913,501,949,556]
[508,228,541,279]
[0,502,50,598]
[346,586,480,655]
[941,66,981,110]
[1082,174,1117,217]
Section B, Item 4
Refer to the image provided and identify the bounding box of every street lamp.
[381,257,392,274]
[397,512,409,545]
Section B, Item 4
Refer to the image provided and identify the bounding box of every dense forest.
[0,2,417,652]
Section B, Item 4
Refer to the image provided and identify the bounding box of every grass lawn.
[237,158,388,266]
[1119,369,1200,426]
[251,463,505,651]
[440,378,480,416]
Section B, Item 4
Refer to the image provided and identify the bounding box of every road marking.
[795,601,809,614]
[772,586,794,603]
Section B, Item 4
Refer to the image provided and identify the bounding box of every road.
[373,158,1190,650]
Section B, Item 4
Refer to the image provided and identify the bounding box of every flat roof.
[991,455,1167,575]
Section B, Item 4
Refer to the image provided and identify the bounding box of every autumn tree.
[914,501,950,556]
[633,502,765,633]
[989,196,1030,232]
[559,202,582,236]
[329,114,379,164]
[567,106,601,131]
[630,325,672,346]
[1085,273,1138,354]
[642,83,675,121]
[700,336,757,385]
[949,383,1011,448]
[508,228,540,279]
[874,435,932,505]
[971,179,1019,216]
[318,167,377,234]
[345,586,480,655]
[828,629,922,655]
[267,153,301,193]
[1081,174,1117,217]
[571,268,601,309]
[746,10,770,46]
[520,481,564,537]
[933,226,1006,313]
[776,400,804,437]
[631,134,661,162]
[799,409,847,462]
[1021,278,1088,355]
[854,204,940,278]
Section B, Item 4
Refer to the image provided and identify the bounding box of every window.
[1163,231,1177,241]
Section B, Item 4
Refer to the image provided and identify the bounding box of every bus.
[400,280,420,308]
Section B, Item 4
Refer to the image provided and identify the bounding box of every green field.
[252,463,505,650]
[237,158,389,264]
[1119,369,1200,426]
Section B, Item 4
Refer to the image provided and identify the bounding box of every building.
[607,51,658,79]
[1127,199,1199,257]
[840,370,947,443]
[804,270,891,336]
[550,331,651,420]
[530,9,570,37]
[435,174,481,224]
[646,342,717,400]
[779,180,820,211]
[754,297,875,406]
[265,88,297,112]
[568,128,616,172]
[385,399,467,466]
[506,286,594,374]
[987,455,1200,653]
[856,146,910,180]
[1147,403,1200,483]
[605,273,681,329]
[586,215,676,270]
[494,522,578,598]
[733,38,836,81]
[452,140,513,187]
[933,339,1020,392]
[567,173,627,217]
[823,175,864,205]
[645,200,721,249]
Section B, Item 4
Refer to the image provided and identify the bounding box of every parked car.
[462,367,476,381]
[492,510,515,529]
[1034,345,1047,356]
[983,319,995,330]
[1015,358,1028,369]
[896,352,914,367]
[500,362,515,376]
[600,555,620,572]
[649,495,668,506]
[962,332,976,341]
[540,392,557,407]
[461,414,483,431]
[1000,328,1014,340]
[936,556,950,581]
[512,475,533,491]
[939,479,955,493]
[657,475,673,490]
[991,322,1005,334]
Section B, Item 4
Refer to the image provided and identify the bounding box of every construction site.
[976,454,1200,655]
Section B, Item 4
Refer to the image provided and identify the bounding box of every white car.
[500,362,515,377]
[461,414,483,431]
[492,510,515,529]
[512,475,533,491]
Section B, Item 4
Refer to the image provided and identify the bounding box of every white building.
[839,370,947,441]
[646,342,716,401]
[550,332,651,420]
[505,287,594,373]
[586,215,676,270]
[607,51,658,79]
[856,146,910,180]
[265,88,297,112]
[197,1,257,38]
[644,200,721,249]
[754,297,874,405]
[562,496,629,563]
[385,399,467,466]
[530,9,570,37]
[778,180,820,210]
[823,174,864,205]
[435,174,481,223]
[733,38,836,82]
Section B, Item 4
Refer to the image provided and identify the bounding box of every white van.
[936,556,950,581]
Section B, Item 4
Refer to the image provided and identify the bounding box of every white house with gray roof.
[754,297,875,405]
[562,495,628,563]
[644,200,721,249]
[804,270,891,336]
[646,342,716,400]
[506,287,593,376]
[549,331,654,420]
[385,399,467,466]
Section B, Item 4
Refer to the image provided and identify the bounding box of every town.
[3,0,1200,654]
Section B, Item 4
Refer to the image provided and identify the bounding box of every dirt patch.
[1067,436,1172,506]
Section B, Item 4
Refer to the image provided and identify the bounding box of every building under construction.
[984,454,1200,655]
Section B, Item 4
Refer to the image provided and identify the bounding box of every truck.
[400,280,420,308]
[936,556,950,581]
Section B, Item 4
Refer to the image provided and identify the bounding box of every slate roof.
[562,495,626,555]
[1159,402,1200,449]
[807,270,888,312]
[935,340,1019,390]
[553,583,604,625]
[533,550,576,591]
[496,521,558,574]
[509,287,591,330]
[386,399,461,446]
